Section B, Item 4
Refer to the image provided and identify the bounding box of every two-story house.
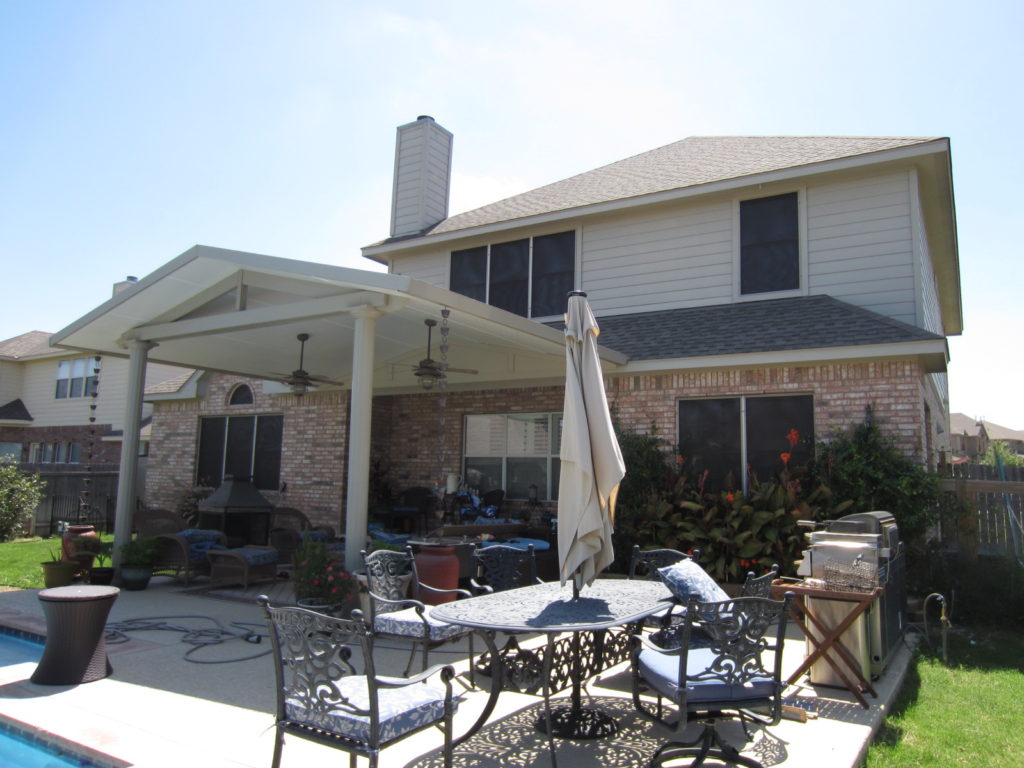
[51,118,959,567]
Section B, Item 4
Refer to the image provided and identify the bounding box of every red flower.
[725,492,735,502]
[786,428,799,447]
[780,452,791,465]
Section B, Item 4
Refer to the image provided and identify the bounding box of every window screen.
[489,239,529,316]
[450,246,488,302]
[531,231,575,317]
[740,192,799,295]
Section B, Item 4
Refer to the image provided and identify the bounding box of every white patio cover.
[557,292,626,590]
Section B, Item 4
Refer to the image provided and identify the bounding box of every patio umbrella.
[557,291,626,594]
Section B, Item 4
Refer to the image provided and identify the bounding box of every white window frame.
[463,412,563,500]
[731,188,808,301]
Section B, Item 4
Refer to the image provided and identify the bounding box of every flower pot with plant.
[119,538,158,590]
[88,543,115,586]
[40,549,78,588]
[291,537,356,616]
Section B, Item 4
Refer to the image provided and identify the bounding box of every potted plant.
[119,538,158,590]
[291,537,355,616]
[40,549,78,588]
[88,543,115,585]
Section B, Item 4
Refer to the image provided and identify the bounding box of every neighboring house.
[56,118,961,539]
[949,413,1024,462]
[0,288,193,531]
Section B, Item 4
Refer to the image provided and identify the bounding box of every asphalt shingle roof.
[0,331,53,359]
[428,136,939,237]
[0,399,33,421]
[563,295,943,361]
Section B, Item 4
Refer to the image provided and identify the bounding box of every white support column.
[112,340,154,568]
[344,308,380,571]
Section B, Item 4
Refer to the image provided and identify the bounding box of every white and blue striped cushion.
[373,607,468,640]
[285,676,455,743]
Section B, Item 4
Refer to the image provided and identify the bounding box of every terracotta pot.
[414,545,459,605]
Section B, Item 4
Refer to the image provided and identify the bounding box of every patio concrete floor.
[0,575,912,767]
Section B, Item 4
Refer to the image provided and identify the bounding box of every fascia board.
[619,338,949,374]
[363,140,952,260]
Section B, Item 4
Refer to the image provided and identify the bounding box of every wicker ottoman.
[207,546,279,589]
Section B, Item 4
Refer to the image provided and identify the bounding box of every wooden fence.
[24,465,120,537]
[939,464,1024,559]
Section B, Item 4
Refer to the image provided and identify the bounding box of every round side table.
[31,585,119,685]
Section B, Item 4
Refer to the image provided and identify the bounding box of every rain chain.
[81,355,101,521]
[436,308,450,492]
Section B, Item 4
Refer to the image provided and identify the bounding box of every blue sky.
[2,1,1021,426]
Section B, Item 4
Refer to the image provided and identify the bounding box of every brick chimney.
[390,116,453,238]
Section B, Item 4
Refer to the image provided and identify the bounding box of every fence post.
[955,477,978,564]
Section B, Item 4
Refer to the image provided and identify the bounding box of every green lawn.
[865,628,1024,767]
[0,536,112,590]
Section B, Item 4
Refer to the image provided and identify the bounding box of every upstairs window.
[229,385,254,405]
[450,231,575,318]
[55,357,100,399]
[740,192,799,295]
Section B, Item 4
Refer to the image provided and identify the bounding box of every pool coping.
[0,625,128,768]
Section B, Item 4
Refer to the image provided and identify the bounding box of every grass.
[0,535,114,590]
[865,627,1024,767]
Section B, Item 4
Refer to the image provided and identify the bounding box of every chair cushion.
[178,529,226,561]
[285,675,456,743]
[226,547,279,566]
[638,646,777,704]
[373,607,469,640]
[658,560,729,604]
[480,537,550,552]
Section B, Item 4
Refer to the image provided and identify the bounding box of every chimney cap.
[417,115,434,121]
[126,276,138,282]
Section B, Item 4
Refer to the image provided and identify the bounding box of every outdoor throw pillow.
[657,559,729,604]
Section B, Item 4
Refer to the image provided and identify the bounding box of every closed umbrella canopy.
[557,291,626,591]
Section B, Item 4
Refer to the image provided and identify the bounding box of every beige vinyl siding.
[582,201,733,315]
[0,360,25,407]
[910,170,943,335]
[391,250,450,285]
[18,357,188,431]
[390,120,452,238]
[807,172,916,325]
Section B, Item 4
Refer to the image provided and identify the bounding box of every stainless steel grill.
[801,511,906,681]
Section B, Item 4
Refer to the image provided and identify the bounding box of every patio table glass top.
[431,578,672,633]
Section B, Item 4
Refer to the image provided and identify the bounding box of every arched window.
[228,384,254,405]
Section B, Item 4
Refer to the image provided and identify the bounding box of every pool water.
[0,632,42,666]
[0,630,110,767]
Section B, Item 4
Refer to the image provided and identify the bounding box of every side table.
[31,585,119,685]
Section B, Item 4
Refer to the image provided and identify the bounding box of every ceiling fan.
[413,319,477,390]
[270,333,343,396]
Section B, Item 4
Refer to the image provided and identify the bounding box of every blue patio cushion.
[371,531,410,547]
[480,537,550,551]
[657,559,729,604]
[373,607,468,640]
[227,547,279,566]
[285,675,457,743]
[299,529,330,543]
[638,646,777,704]
[178,529,227,561]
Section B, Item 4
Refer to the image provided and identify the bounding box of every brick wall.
[148,358,932,533]
[0,424,120,464]
[147,378,348,530]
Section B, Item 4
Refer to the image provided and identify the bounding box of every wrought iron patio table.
[432,578,673,766]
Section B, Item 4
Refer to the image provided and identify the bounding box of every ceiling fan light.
[419,376,435,391]
[290,382,308,397]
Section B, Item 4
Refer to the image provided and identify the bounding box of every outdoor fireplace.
[197,475,274,547]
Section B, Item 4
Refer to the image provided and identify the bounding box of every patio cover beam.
[122,292,393,343]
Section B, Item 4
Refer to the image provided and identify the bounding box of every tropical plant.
[0,457,45,542]
[119,537,158,567]
[291,537,355,613]
[808,416,941,546]
[977,440,1024,468]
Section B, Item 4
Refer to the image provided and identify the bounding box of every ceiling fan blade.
[444,366,478,375]
[306,374,344,386]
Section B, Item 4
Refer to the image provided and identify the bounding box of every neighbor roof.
[579,295,945,362]
[425,136,941,238]
[0,331,54,359]
[0,398,33,422]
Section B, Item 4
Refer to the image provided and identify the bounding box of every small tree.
[0,458,45,542]
[978,440,1024,468]
[808,417,940,546]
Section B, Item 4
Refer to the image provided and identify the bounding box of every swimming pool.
[0,628,120,767]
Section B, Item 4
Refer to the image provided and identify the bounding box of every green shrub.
[808,416,940,546]
[0,458,44,542]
